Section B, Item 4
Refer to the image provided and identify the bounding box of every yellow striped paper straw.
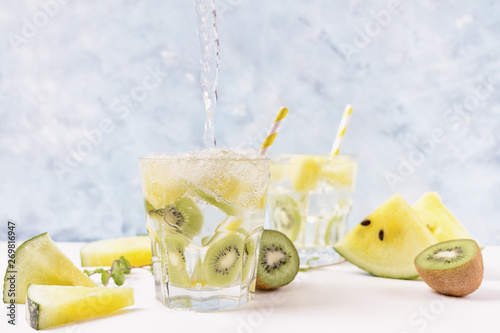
[330,104,353,156]
[259,107,289,157]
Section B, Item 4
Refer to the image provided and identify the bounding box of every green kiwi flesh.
[241,238,256,282]
[162,233,192,288]
[256,230,299,290]
[203,234,244,287]
[148,196,204,238]
[414,239,483,297]
[269,194,301,242]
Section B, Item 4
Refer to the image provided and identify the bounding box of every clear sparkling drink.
[268,154,357,268]
[139,149,269,311]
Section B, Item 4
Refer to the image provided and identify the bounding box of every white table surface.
[1,241,499,333]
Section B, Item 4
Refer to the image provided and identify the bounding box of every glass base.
[298,247,345,269]
[158,284,254,312]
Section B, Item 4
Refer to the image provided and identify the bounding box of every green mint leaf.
[101,271,110,285]
[119,256,131,274]
[111,269,125,286]
[85,256,149,287]
[111,260,121,273]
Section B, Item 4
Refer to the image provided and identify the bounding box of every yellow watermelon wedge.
[3,233,97,304]
[412,192,474,242]
[335,194,437,279]
[80,236,152,267]
[26,285,134,330]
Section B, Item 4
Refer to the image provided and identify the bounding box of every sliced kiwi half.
[414,239,484,297]
[256,230,300,290]
[269,194,301,242]
[162,233,192,288]
[185,180,243,216]
[241,238,256,282]
[148,196,203,239]
[203,234,244,287]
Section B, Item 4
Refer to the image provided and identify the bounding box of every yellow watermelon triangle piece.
[80,236,152,267]
[412,192,474,242]
[335,194,437,279]
[26,285,134,330]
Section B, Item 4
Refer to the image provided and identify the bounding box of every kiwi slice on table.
[414,239,484,297]
[256,230,300,290]
[269,194,301,242]
[185,180,243,216]
[148,196,204,239]
[162,233,192,288]
[241,238,256,282]
[203,234,244,287]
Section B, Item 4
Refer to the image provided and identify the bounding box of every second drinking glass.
[268,154,358,268]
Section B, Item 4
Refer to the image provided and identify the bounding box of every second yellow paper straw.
[259,107,289,157]
[330,104,353,156]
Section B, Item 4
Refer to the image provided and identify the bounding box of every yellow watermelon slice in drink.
[335,194,437,279]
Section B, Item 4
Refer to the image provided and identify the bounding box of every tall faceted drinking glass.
[139,151,269,311]
[268,154,357,268]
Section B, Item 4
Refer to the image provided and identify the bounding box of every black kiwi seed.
[164,208,183,229]
[378,230,384,241]
[243,246,249,265]
[360,219,371,226]
[176,249,185,262]
[215,245,241,275]
[263,246,288,271]
[428,247,464,264]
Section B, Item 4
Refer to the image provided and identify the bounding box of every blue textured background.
[1,0,499,244]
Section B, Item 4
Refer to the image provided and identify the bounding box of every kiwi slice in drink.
[203,234,244,287]
[162,233,192,288]
[148,196,203,239]
[269,194,301,242]
[185,180,243,216]
[256,230,300,290]
[414,239,483,297]
[241,238,256,282]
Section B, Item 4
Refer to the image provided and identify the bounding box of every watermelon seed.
[360,220,371,226]
[378,230,384,241]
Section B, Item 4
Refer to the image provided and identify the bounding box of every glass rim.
[138,154,270,162]
[268,153,358,160]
